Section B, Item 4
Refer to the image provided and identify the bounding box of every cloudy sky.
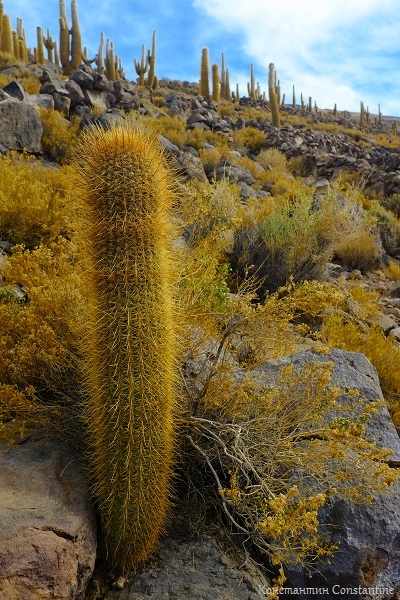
[5,0,400,116]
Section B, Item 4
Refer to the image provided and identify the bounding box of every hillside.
[0,45,400,599]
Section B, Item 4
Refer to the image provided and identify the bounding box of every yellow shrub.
[0,155,76,247]
[39,108,81,164]
[232,127,266,154]
[257,148,287,172]
[0,239,84,441]
[383,259,400,281]
[145,114,186,148]
[321,314,400,406]
[334,230,381,271]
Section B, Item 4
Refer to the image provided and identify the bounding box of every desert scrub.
[0,239,84,443]
[39,108,81,164]
[146,113,186,148]
[257,148,287,172]
[0,154,76,247]
[0,68,41,94]
[181,358,397,577]
[232,126,266,154]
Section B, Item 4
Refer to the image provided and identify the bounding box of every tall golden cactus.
[73,124,178,572]
[1,12,12,54]
[199,47,210,99]
[268,62,280,128]
[59,0,82,74]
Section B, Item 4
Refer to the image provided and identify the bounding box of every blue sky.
[4,0,400,116]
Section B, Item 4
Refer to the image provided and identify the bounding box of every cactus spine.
[74,125,178,572]
[268,62,280,128]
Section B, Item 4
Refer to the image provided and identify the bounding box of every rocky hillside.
[1,56,400,599]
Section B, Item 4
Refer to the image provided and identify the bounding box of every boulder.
[0,99,42,153]
[175,149,208,183]
[214,161,256,185]
[249,350,400,598]
[0,435,97,599]
[103,519,271,600]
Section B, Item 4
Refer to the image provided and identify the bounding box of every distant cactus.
[268,62,280,128]
[74,124,179,572]
[220,53,226,100]
[248,63,256,99]
[36,27,46,64]
[199,47,210,99]
[1,12,13,55]
[292,85,296,109]
[134,43,149,86]
[43,28,55,62]
[360,101,365,127]
[147,30,156,88]
[105,38,116,80]
[212,63,220,102]
[59,0,82,74]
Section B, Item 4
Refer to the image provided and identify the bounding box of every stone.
[0,435,97,599]
[2,80,28,102]
[70,68,94,90]
[65,79,85,107]
[248,350,400,597]
[214,161,256,185]
[29,93,55,110]
[389,326,400,342]
[103,519,270,600]
[53,92,71,117]
[175,150,208,183]
[83,89,110,113]
[0,99,42,153]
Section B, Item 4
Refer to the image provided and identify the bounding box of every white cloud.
[193,0,400,114]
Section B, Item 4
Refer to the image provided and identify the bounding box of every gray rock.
[2,80,28,102]
[0,435,96,599]
[83,89,110,113]
[249,350,400,597]
[65,79,85,106]
[214,161,256,185]
[175,150,208,183]
[105,520,270,600]
[387,281,400,298]
[70,68,94,90]
[389,326,400,342]
[0,99,42,153]
[53,91,71,117]
[29,93,55,110]
[159,135,181,156]
[237,181,257,199]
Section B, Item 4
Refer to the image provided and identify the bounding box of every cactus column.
[268,62,280,128]
[74,125,178,572]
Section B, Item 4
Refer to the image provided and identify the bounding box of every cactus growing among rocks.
[73,124,179,572]
[268,62,280,127]
[199,47,210,100]
[134,43,149,86]
[59,0,82,74]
